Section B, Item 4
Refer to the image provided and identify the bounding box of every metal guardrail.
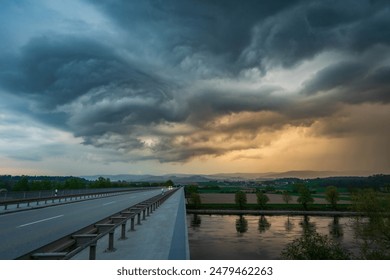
[16,188,178,260]
[0,187,147,201]
[0,188,156,211]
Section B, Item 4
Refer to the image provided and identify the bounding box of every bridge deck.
[71,188,189,260]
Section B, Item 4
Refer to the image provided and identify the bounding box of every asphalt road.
[0,189,161,259]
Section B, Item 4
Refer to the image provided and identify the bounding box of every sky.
[0,0,389,176]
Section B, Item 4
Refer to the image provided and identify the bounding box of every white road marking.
[102,201,116,206]
[17,215,64,228]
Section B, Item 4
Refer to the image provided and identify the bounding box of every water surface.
[187,214,358,260]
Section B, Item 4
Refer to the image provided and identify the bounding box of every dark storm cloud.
[302,61,369,95]
[90,0,301,62]
[301,61,390,105]
[241,0,390,68]
[1,0,390,164]
[0,35,167,110]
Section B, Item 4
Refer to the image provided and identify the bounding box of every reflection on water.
[191,214,202,228]
[258,215,271,233]
[300,215,316,235]
[235,216,248,233]
[187,214,357,260]
[329,216,344,238]
[284,216,294,232]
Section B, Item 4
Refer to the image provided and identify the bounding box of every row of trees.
[282,188,390,259]
[187,185,342,210]
[235,185,340,210]
[3,175,168,192]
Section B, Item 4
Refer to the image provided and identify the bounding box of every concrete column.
[107,230,115,252]
[129,217,135,231]
[89,243,97,260]
[120,223,127,240]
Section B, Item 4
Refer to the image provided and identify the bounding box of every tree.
[189,192,202,209]
[325,186,339,209]
[64,177,86,189]
[256,191,269,209]
[94,177,111,188]
[235,190,247,210]
[351,189,390,259]
[13,176,29,191]
[165,179,174,187]
[281,232,351,260]
[297,185,314,210]
[185,185,198,194]
[185,185,199,204]
[282,190,292,204]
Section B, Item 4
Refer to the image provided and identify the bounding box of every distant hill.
[81,174,212,183]
[82,170,375,182]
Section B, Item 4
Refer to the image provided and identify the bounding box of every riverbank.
[186,192,357,215]
[186,208,360,216]
[197,193,351,204]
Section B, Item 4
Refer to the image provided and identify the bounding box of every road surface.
[0,189,161,259]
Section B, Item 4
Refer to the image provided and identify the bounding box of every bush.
[281,232,351,260]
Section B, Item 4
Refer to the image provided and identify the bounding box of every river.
[187,214,360,259]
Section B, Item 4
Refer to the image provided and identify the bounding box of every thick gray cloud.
[0,0,389,165]
[302,61,368,95]
[0,35,167,109]
[90,0,301,61]
[241,0,390,68]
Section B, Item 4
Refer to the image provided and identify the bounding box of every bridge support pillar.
[129,217,135,231]
[120,223,127,240]
[106,230,116,252]
[89,242,97,260]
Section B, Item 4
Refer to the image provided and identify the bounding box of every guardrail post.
[107,230,115,252]
[137,212,141,225]
[130,217,135,231]
[142,209,146,220]
[120,223,127,240]
[89,242,97,260]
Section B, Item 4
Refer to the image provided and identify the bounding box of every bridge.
[0,187,189,260]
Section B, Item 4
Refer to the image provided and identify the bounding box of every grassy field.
[186,192,353,211]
